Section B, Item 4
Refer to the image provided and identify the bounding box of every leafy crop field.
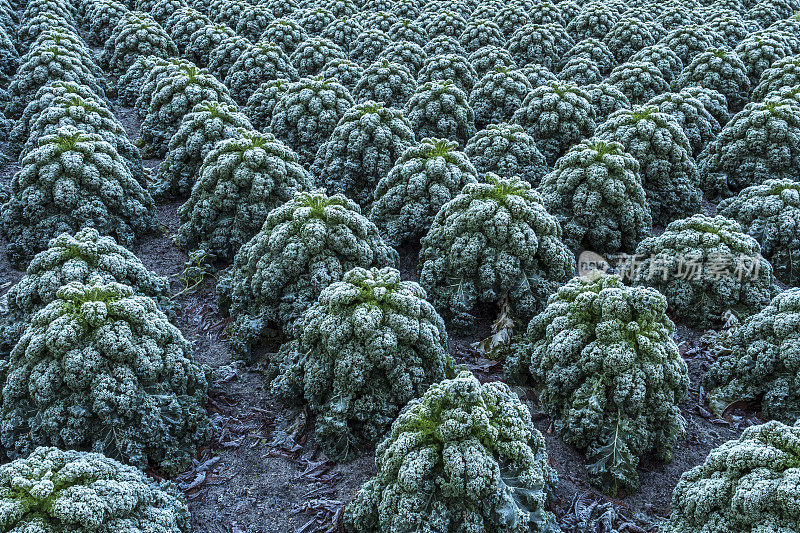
[0,0,799,531]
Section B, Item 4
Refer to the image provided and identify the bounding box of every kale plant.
[353,59,416,108]
[507,22,573,71]
[559,57,604,86]
[458,18,504,53]
[752,55,800,101]
[561,37,615,75]
[377,40,427,75]
[658,24,723,65]
[100,11,177,76]
[166,7,211,53]
[345,371,558,532]
[350,28,391,65]
[19,93,145,188]
[464,123,548,185]
[370,138,478,246]
[186,23,236,67]
[243,79,289,131]
[139,64,234,157]
[584,83,631,124]
[226,42,297,104]
[674,47,751,111]
[469,67,532,130]
[604,18,657,63]
[320,16,363,52]
[508,274,689,496]
[260,18,308,55]
[699,98,800,200]
[468,45,516,79]
[290,36,347,77]
[718,179,800,285]
[735,29,794,86]
[704,289,800,423]
[645,90,722,157]
[153,100,253,199]
[114,55,167,106]
[0,127,158,269]
[629,214,776,328]
[663,421,800,532]
[0,228,172,356]
[404,81,476,148]
[594,106,702,225]
[9,32,107,117]
[218,191,397,357]
[0,447,190,532]
[318,57,363,92]
[175,130,311,262]
[0,279,210,474]
[269,76,354,165]
[606,60,670,105]
[267,267,455,461]
[629,43,683,83]
[207,35,252,83]
[539,139,652,254]
[313,101,414,207]
[417,53,477,94]
[511,81,596,166]
[419,175,574,331]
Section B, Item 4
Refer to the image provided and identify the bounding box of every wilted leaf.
[473,293,518,358]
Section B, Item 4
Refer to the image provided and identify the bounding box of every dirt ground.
[0,49,751,533]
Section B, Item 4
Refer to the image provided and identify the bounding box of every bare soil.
[0,50,750,533]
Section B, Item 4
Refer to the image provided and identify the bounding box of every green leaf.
[585,412,639,497]
[495,463,561,532]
